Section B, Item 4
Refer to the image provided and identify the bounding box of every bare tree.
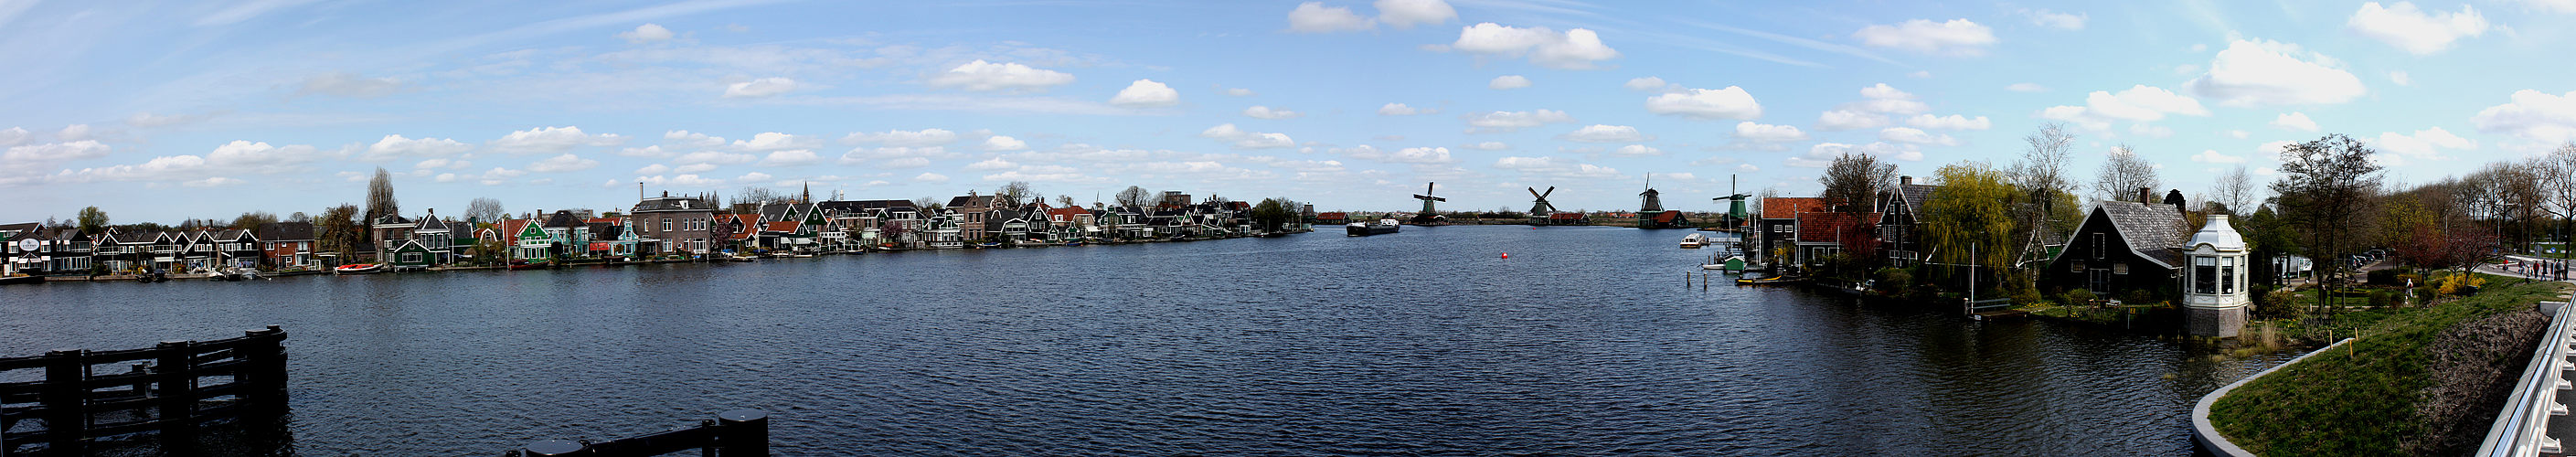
[2272,133,2384,314]
[1057,195,1077,208]
[465,197,506,223]
[363,167,399,233]
[2093,144,2160,202]
[2540,143,2576,258]
[1115,186,1153,209]
[2212,165,2253,215]
[230,211,278,229]
[733,186,787,207]
[2010,122,2077,198]
[995,181,1034,207]
[1819,153,1897,213]
[911,197,943,212]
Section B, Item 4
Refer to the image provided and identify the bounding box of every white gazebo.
[2183,214,2251,337]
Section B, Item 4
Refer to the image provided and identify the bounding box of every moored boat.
[1679,233,1708,249]
[1735,275,1803,286]
[334,263,386,274]
[1346,218,1401,237]
[0,275,42,285]
[506,260,551,271]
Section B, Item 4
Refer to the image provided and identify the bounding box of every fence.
[506,409,768,457]
[0,325,290,455]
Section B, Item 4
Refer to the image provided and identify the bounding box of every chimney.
[1900,175,1912,186]
[2137,187,2151,204]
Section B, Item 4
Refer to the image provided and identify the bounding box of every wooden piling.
[155,340,197,453]
[43,349,88,455]
[719,409,770,457]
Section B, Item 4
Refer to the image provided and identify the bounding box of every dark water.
[2,225,2285,455]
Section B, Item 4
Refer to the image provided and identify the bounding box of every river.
[1,225,2283,455]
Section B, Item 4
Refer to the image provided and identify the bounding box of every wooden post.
[240,325,288,418]
[156,340,197,453]
[42,348,87,454]
[718,409,769,457]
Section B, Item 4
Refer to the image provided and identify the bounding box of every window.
[2220,257,2236,294]
[662,218,672,233]
[2070,260,2085,272]
[2194,257,2217,294]
[2113,263,2129,275]
[400,253,421,263]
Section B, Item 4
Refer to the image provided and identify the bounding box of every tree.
[1818,153,1896,214]
[287,212,311,223]
[363,167,399,238]
[2271,133,2384,314]
[317,204,364,260]
[230,211,278,229]
[465,197,506,223]
[2010,122,2078,201]
[732,186,788,207]
[2212,165,2254,216]
[995,181,1034,207]
[1115,186,1153,209]
[2540,143,2576,260]
[911,197,943,212]
[2094,144,2160,202]
[1251,197,1296,231]
[1058,195,1077,208]
[1921,162,2018,290]
[75,207,109,235]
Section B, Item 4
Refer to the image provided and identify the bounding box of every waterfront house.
[41,228,95,274]
[1793,211,1880,266]
[1876,176,1940,267]
[254,221,318,271]
[632,192,721,255]
[1641,210,1690,229]
[144,231,180,271]
[503,218,554,263]
[719,214,757,252]
[411,210,457,265]
[2042,198,2190,298]
[386,239,435,269]
[368,214,413,255]
[948,193,1000,241]
[924,208,963,249]
[1,222,39,275]
[1756,197,1827,267]
[541,210,591,259]
[820,199,921,248]
[1314,212,1348,226]
[210,228,261,270]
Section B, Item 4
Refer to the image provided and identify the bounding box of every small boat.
[1736,275,1804,286]
[976,242,1003,249]
[334,263,386,274]
[1680,233,1708,249]
[506,260,551,271]
[1347,218,1401,237]
[1062,240,1086,247]
[1703,255,1746,271]
[0,275,43,285]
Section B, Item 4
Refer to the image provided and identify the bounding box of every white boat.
[1679,233,1708,249]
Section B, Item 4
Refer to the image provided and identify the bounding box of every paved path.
[2483,255,2576,282]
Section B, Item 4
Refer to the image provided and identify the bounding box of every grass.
[2207,274,2569,455]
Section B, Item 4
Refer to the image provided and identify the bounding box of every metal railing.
[2477,300,2576,457]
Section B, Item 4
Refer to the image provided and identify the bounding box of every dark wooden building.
[2044,200,2189,298]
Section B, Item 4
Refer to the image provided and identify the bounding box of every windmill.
[1638,174,1664,213]
[1711,175,1752,231]
[1410,182,1449,225]
[1528,186,1558,216]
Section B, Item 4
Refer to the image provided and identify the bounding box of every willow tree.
[1921,162,2019,292]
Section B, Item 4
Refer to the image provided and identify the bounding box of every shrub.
[2012,288,2046,306]
[2368,290,2392,308]
[2069,289,2098,306]
[1873,268,1912,294]
[2126,289,2163,307]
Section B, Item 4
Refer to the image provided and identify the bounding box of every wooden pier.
[508,409,770,457]
[0,325,290,455]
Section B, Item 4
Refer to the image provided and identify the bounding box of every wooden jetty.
[508,409,769,457]
[0,325,290,455]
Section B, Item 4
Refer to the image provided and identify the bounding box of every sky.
[4,0,2573,223]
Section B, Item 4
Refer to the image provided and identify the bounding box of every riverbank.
[2206,273,2568,454]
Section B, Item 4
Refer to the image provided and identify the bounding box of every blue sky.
[4,0,2572,223]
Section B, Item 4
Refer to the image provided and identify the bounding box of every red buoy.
[1500,252,1509,259]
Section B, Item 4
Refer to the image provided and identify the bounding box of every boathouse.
[2042,199,2189,300]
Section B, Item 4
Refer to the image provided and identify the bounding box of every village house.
[1877,176,1940,267]
[2043,193,2191,298]
[1794,211,1879,266]
[948,193,1002,242]
[631,192,720,255]
[255,222,317,271]
[1755,197,1826,267]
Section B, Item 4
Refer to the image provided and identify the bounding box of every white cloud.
[2473,90,2576,145]
[0,127,26,146]
[1342,145,1459,164]
[1559,124,1649,143]
[1489,75,1531,90]
[724,77,798,98]
[2038,85,2209,129]
[1492,156,1622,178]
[1225,88,1256,97]
[1244,105,1303,119]
[1374,0,1455,27]
[914,172,950,183]
[634,174,723,187]
[1287,2,1374,33]
[2,140,109,164]
[737,172,773,183]
[673,150,754,165]
[2272,112,2321,132]
[980,135,1027,151]
[1734,122,1808,142]
[1198,123,1294,149]
[2019,8,2087,30]
[1644,86,1762,120]
[125,112,211,128]
[2390,70,2412,86]
[1448,23,1621,69]
[1737,164,1761,173]
[295,72,404,98]
[617,23,676,44]
[182,176,245,187]
[360,134,473,161]
[2189,150,2249,164]
[673,164,718,174]
[1465,109,1574,131]
[619,145,673,158]
[1851,18,1997,56]
[1792,142,1922,167]
[758,149,824,166]
[56,124,89,141]
[663,130,726,147]
[1110,79,1180,107]
[969,157,1020,171]
[2186,38,2366,106]
[2371,127,2476,158]
[1612,144,1664,156]
[2129,123,2175,139]
[491,126,625,154]
[1905,114,1992,130]
[634,164,670,175]
[1378,102,1434,115]
[205,140,335,166]
[928,60,1076,91]
[881,157,931,168]
[729,132,820,152]
[1623,76,1677,91]
[846,128,959,147]
[1879,127,1962,145]
[1464,141,1509,150]
[528,154,601,172]
[2347,2,2488,55]
[2227,130,2251,139]
[1818,110,1889,131]
[2006,82,2048,92]
[413,158,469,170]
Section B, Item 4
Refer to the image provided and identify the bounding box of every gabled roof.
[0,222,38,235]
[1650,210,1685,223]
[725,214,758,240]
[2068,200,2191,269]
[1889,184,1938,216]
[1795,212,1880,244]
[373,214,411,226]
[633,196,714,212]
[1762,197,1827,219]
[543,210,584,228]
[214,228,254,242]
[763,220,798,233]
[416,215,450,232]
[947,195,996,209]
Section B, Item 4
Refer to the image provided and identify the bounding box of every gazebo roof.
[2188,214,2246,252]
